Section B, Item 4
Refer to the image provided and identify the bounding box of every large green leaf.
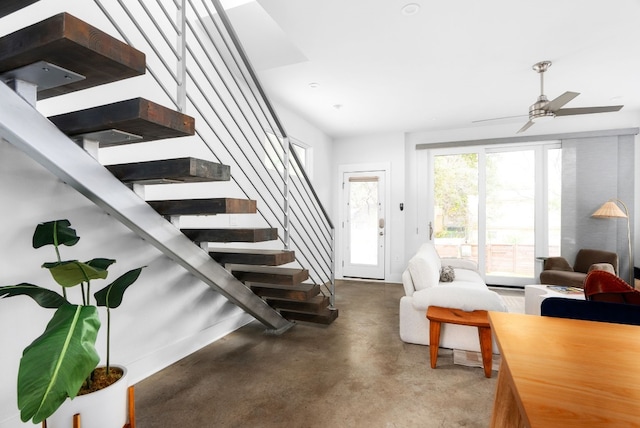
[32,220,79,249]
[86,258,116,271]
[42,260,109,288]
[0,283,67,308]
[94,267,144,308]
[17,304,100,424]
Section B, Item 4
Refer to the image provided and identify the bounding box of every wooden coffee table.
[426,306,493,378]
[524,284,585,315]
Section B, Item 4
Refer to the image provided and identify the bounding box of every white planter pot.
[46,365,129,428]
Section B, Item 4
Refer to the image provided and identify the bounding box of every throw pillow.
[588,263,616,275]
[408,243,442,291]
[408,253,440,290]
[440,265,455,282]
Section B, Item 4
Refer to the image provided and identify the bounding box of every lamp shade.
[592,201,628,219]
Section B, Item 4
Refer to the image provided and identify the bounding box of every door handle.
[429,221,433,240]
[378,218,385,229]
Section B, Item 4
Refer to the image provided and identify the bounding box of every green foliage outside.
[434,153,478,239]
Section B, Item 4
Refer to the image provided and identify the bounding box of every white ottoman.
[524,284,585,315]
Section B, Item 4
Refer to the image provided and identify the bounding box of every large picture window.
[428,142,561,287]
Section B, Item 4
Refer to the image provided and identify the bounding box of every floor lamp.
[592,199,634,286]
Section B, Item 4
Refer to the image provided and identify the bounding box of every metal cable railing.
[91,0,335,304]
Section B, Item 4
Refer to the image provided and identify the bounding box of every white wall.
[332,132,406,283]
[0,141,254,428]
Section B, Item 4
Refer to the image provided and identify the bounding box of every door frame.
[337,162,391,280]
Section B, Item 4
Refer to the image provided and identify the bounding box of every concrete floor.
[135,281,501,427]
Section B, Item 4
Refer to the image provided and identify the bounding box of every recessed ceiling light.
[309,82,319,89]
[401,3,420,16]
[333,104,343,110]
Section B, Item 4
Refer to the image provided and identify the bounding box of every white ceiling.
[224,0,640,138]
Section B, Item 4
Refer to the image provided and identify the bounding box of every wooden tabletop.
[489,312,640,427]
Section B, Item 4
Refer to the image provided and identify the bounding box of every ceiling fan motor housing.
[529,95,554,120]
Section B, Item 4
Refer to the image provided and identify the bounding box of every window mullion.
[478,150,487,280]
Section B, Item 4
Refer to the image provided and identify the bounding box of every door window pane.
[349,177,379,265]
[485,150,535,278]
[434,153,479,262]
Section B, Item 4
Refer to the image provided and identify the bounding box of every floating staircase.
[0,8,337,326]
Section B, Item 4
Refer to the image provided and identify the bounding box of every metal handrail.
[95,0,286,235]
[288,141,335,230]
[209,0,287,139]
[206,0,335,301]
[90,0,335,301]
[189,0,287,170]
[92,0,178,106]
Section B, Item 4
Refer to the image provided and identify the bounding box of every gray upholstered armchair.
[539,249,618,288]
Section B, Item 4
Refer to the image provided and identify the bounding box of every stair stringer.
[0,81,293,334]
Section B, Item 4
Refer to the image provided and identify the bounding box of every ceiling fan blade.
[472,114,528,124]
[554,105,623,116]
[517,120,534,133]
[546,91,580,112]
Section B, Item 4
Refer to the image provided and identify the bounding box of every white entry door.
[342,171,385,279]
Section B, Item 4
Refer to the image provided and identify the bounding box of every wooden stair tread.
[250,283,320,301]
[267,295,330,311]
[0,13,146,99]
[48,98,195,145]
[229,265,309,285]
[106,157,230,184]
[148,198,256,216]
[280,308,339,325]
[182,228,277,243]
[0,0,39,18]
[209,248,294,266]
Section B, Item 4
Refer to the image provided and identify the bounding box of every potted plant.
[0,219,144,425]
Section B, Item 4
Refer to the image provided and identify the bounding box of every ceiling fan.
[481,61,624,133]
